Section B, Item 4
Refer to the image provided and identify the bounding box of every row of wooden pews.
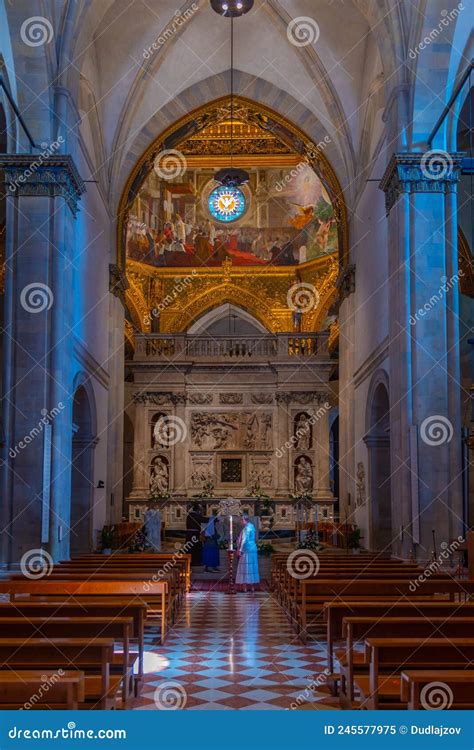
[0,552,191,709]
[271,550,474,710]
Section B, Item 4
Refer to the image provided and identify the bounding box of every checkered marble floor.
[133,592,339,710]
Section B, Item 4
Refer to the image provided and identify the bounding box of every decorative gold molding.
[328,320,339,352]
[126,253,338,334]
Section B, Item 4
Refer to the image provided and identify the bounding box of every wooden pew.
[0,670,85,710]
[0,579,169,644]
[0,638,116,709]
[299,578,474,641]
[324,600,474,675]
[341,617,474,701]
[0,600,147,686]
[0,616,134,705]
[359,638,474,709]
[68,554,192,591]
[401,670,474,709]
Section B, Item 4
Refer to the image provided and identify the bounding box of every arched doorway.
[364,375,392,553]
[70,385,97,554]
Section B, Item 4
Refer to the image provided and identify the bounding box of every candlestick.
[229,514,233,551]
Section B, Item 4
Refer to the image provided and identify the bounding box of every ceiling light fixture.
[211,1,253,187]
[210,0,254,18]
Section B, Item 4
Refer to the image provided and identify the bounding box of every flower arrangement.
[297,529,320,551]
[192,480,215,499]
[128,528,148,553]
[257,541,274,557]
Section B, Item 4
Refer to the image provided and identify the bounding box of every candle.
[229,515,233,551]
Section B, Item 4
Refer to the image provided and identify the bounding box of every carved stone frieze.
[251,393,274,404]
[188,393,213,405]
[219,393,243,404]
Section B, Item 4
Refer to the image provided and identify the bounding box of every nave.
[135,592,338,711]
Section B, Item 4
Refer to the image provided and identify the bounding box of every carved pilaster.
[0,154,85,216]
[379,152,463,215]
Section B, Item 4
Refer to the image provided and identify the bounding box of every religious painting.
[126,163,338,268]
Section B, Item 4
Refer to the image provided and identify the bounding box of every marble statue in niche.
[294,455,313,494]
[294,412,312,451]
[149,456,169,496]
[152,412,170,448]
[356,462,366,506]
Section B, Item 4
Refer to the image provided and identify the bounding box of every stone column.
[275,393,291,495]
[129,395,149,500]
[380,153,464,558]
[313,393,333,501]
[0,155,85,565]
[171,393,187,493]
[336,265,356,523]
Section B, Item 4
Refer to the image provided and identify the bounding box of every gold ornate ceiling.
[125,253,339,335]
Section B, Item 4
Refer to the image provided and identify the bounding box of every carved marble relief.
[190,454,215,488]
[190,411,273,451]
[249,456,273,488]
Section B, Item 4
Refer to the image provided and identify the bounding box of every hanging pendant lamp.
[211,2,252,187]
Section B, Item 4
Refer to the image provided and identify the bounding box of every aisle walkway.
[134,592,339,710]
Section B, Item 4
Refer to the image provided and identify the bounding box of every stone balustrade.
[133,333,329,361]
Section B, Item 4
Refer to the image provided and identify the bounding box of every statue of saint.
[295,413,311,451]
[295,456,313,494]
[150,457,168,496]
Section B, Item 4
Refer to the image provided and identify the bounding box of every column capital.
[379,152,464,215]
[0,154,85,216]
[336,263,355,301]
[109,263,129,304]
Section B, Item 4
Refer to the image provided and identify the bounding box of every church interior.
[0,0,473,716]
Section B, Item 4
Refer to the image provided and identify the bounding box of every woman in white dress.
[235,512,260,592]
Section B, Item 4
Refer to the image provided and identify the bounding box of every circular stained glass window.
[207,185,246,223]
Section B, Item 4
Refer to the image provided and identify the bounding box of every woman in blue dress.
[202,515,220,572]
[236,512,260,592]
